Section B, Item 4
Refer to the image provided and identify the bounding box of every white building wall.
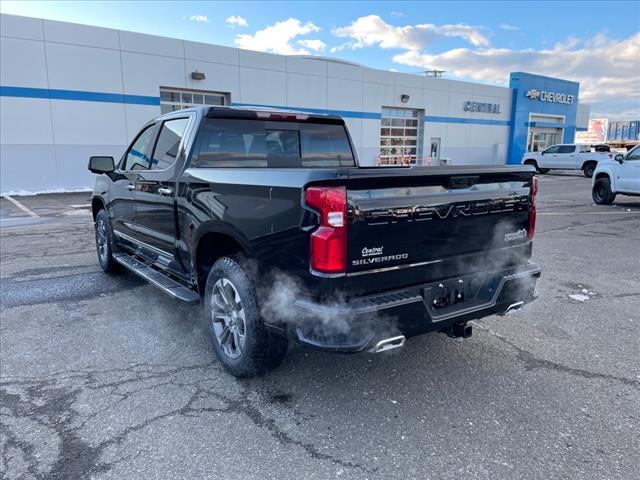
[1,13,513,194]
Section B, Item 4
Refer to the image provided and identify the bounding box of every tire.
[592,177,616,205]
[204,255,287,378]
[94,209,123,273]
[582,162,596,178]
[524,159,549,174]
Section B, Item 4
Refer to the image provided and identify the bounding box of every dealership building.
[0,13,590,193]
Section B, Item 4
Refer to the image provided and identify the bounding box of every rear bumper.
[286,262,540,352]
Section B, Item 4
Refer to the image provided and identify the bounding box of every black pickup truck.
[89,106,540,377]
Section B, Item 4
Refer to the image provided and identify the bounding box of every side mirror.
[614,154,624,163]
[88,156,115,174]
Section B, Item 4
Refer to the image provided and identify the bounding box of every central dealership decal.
[361,246,384,257]
[525,89,574,105]
[504,228,528,242]
[463,101,501,114]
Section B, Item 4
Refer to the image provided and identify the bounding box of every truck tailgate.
[344,166,535,278]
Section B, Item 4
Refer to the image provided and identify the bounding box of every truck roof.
[205,105,344,123]
[156,105,344,124]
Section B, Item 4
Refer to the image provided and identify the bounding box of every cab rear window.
[192,119,355,168]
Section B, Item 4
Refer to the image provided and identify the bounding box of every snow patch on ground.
[569,293,590,302]
[568,286,596,302]
[1,188,92,196]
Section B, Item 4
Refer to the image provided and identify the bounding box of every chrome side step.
[113,253,199,303]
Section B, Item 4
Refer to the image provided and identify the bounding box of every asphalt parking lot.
[1,173,639,480]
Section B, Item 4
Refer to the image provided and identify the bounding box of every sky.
[2,1,639,118]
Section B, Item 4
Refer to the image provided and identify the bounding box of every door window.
[123,125,158,171]
[626,146,640,160]
[557,145,575,154]
[150,118,190,170]
[543,145,560,154]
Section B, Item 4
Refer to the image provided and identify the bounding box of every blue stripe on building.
[0,86,160,106]
[1,85,513,127]
[424,116,510,127]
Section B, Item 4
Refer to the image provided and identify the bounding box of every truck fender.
[594,169,616,193]
[190,222,253,286]
[580,159,599,170]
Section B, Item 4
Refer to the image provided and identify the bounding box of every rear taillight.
[305,186,347,274]
[528,176,538,240]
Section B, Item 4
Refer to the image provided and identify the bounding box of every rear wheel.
[592,177,616,205]
[204,255,287,378]
[94,209,122,273]
[582,161,596,178]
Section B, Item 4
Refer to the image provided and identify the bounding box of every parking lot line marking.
[2,195,39,218]
[69,204,91,209]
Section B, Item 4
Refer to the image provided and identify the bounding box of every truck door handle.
[158,187,173,196]
[126,184,135,191]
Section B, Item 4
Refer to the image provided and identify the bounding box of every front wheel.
[204,255,287,378]
[94,209,123,273]
[592,177,616,205]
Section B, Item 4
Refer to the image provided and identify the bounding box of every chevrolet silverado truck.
[522,143,613,177]
[592,145,640,204]
[89,106,541,378]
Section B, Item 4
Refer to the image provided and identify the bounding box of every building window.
[379,107,424,165]
[159,87,228,114]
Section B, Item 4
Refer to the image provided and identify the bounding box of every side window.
[557,145,575,154]
[627,147,640,161]
[151,118,190,170]
[580,145,591,153]
[123,125,157,171]
[544,146,559,154]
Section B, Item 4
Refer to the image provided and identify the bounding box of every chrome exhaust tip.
[369,335,406,353]
[505,301,525,315]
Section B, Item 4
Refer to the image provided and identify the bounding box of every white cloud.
[392,33,640,117]
[235,18,321,55]
[329,42,353,53]
[390,11,404,17]
[499,23,520,31]
[333,15,490,50]
[188,15,209,23]
[226,15,248,27]
[298,39,327,52]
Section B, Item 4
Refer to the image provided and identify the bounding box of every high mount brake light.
[305,186,347,274]
[255,111,309,121]
[528,176,538,240]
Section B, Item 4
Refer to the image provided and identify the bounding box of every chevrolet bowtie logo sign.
[526,89,541,100]
[525,88,574,104]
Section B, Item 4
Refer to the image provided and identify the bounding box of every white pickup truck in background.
[522,144,613,177]
[592,145,640,204]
